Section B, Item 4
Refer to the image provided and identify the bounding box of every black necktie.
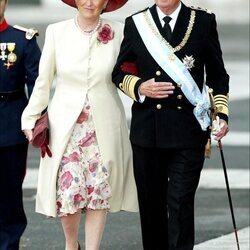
[163,16,172,41]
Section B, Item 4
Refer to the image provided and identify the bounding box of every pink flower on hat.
[97,24,114,44]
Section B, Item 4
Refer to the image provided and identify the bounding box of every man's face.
[155,0,181,14]
[0,0,7,22]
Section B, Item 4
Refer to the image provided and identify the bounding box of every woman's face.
[75,0,108,19]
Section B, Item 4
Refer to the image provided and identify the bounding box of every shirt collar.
[0,19,8,32]
[156,2,182,27]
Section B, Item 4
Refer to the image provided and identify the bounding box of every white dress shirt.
[156,2,182,31]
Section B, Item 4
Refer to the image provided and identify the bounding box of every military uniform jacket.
[0,20,41,147]
[112,3,229,148]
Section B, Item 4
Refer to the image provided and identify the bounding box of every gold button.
[119,83,124,90]
[156,70,161,76]
[177,95,183,100]
[177,83,182,88]
[208,88,214,94]
[177,106,182,110]
[156,104,162,109]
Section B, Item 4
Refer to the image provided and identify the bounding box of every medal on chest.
[0,43,8,61]
[182,55,195,70]
[0,42,17,69]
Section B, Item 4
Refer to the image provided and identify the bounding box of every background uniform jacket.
[112,3,229,149]
[0,21,41,147]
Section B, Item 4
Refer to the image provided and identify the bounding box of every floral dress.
[56,97,111,217]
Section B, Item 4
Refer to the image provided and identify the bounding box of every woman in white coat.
[22,0,138,249]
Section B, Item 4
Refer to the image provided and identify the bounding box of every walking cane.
[208,89,240,250]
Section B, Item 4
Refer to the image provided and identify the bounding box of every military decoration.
[7,43,17,63]
[182,55,195,70]
[0,42,17,69]
[0,43,7,61]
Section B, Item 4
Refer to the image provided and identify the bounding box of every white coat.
[21,18,138,217]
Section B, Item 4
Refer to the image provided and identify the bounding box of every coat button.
[177,83,182,88]
[177,95,183,100]
[156,70,161,76]
[156,104,162,109]
[177,106,182,110]
[119,83,124,91]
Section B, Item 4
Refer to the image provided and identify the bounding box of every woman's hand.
[23,129,34,142]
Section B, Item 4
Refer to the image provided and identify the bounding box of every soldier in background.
[0,0,41,248]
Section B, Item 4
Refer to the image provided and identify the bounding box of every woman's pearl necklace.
[75,16,101,36]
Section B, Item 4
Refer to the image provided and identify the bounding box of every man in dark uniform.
[0,0,41,249]
[112,0,229,249]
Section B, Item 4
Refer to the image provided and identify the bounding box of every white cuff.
[138,91,145,103]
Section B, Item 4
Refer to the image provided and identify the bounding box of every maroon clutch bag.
[31,112,52,158]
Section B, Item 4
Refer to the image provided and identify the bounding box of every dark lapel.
[149,4,167,39]
[171,2,191,47]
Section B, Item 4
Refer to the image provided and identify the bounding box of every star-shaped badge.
[182,55,195,70]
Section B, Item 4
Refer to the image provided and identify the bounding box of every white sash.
[132,10,210,131]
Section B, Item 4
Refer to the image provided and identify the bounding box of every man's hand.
[212,116,229,141]
[139,78,175,99]
[23,129,33,142]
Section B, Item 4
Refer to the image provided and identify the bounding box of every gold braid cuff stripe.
[119,75,141,101]
[214,94,229,116]
[143,10,196,53]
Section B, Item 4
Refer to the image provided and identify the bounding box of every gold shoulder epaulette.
[13,25,39,40]
[189,6,212,14]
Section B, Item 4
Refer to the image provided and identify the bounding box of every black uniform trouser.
[132,144,205,250]
[0,143,28,250]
